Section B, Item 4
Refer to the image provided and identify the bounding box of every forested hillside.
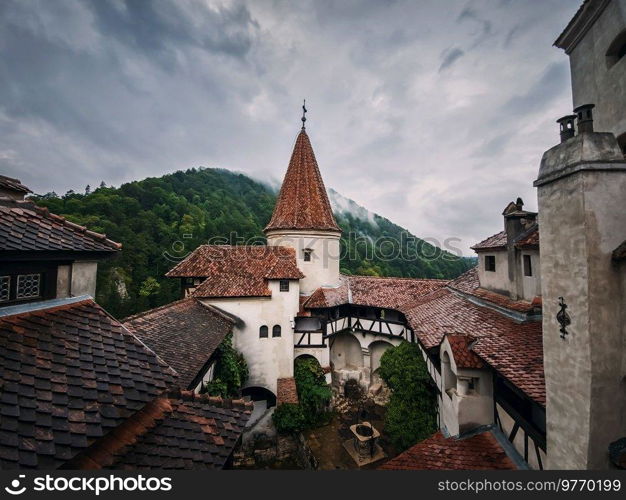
[33,168,474,318]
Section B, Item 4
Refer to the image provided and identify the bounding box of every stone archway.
[369,340,394,387]
[330,333,363,370]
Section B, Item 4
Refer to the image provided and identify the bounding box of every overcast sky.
[0,0,580,254]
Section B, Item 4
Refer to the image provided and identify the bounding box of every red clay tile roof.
[472,324,545,406]
[124,299,234,389]
[0,198,121,253]
[277,378,299,405]
[166,245,303,298]
[445,334,484,369]
[0,298,176,469]
[447,267,537,314]
[403,286,545,406]
[264,130,340,233]
[304,275,448,310]
[379,431,516,470]
[515,225,539,249]
[67,390,252,470]
[0,175,32,194]
[471,230,507,251]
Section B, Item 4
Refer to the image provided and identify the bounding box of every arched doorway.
[369,340,394,386]
[242,386,277,408]
[330,333,363,370]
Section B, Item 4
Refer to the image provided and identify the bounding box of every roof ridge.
[0,197,121,250]
[122,297,196,323]
[346,274,450,283]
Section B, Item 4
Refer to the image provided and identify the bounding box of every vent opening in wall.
[606,29,626,69]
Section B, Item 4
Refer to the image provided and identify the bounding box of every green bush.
[272,403,306,434]
[379,341,437,451]
[202,333,248,397]
[294,357,332,427]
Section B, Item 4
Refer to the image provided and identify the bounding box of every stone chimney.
[535,111,626,469]
[557,115,577,143]
[502,198,537,295]
[574,103,595,134]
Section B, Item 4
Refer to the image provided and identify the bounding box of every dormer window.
[485,255,496,272]
[279,280,289,292]
[303,249,313,262]
[16,274,41,299]
[606,29,626,69]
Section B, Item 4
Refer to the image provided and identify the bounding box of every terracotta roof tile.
[165,245,303,298]
[124,299,234,389]
[445,334,484,369]
[0,198,121,253]
[0,175,32,194]
[304,275,448,310]
[380,430,516,470]
[515,224,539,249]
[277,378,299,405]
[447,268,537,314]
[471,230,507,251]
[403,287,545,406]
[265,130,340,233]
[0,298,176,469]
[67,390,252,470]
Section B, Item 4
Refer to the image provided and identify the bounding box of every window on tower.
[279,280,289,292]
[272,325,282,337]
[259,325,268,338]
[485,255,496,272]
[303,249,312,262]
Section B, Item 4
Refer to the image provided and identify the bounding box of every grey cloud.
[0,0,578,255]
[439,47,465,72]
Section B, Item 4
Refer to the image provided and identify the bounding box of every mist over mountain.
[33,167,475,318]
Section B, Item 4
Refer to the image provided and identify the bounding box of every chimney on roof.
[574,103,595,134]
[557,115,577,143]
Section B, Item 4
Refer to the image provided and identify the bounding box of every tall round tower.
[265,121,342,295]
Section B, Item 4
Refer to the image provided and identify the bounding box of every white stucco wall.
[520,250,541,300]
[70,261,98,297]
[201,279,300,396]
[539,169,626,469]
[476,250,510,295]
[56,264,71,298]
[439,338,494,437]
[266,230,341,295]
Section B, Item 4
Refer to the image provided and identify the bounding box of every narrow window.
[606,29,626,69]
[303,249,312,262]
[272,325,281,337]
[0,276,9,302]
[523,255,533,277]
[16,274,41,299]
[259,325,268,338]
[279,280,289,292]
[485,255,496,272]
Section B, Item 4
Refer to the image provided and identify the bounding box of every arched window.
[272,325,281,337]
[606,29,626,69]
[442,351,457,394]
[259,325,268,338]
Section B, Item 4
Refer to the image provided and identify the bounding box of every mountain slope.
[33,167,474,317]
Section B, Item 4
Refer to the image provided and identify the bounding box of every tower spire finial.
[301,99,307,129]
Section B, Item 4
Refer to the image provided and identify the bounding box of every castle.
[0,0,624,470]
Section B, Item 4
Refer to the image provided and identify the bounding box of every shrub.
[378,341,437,451]
[202,333,248,397]
[294,357,332,427]
[273,403,306,434]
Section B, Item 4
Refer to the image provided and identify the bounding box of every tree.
[294,357,331,427]
[379,341,438,451]
[138,276,160,297]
